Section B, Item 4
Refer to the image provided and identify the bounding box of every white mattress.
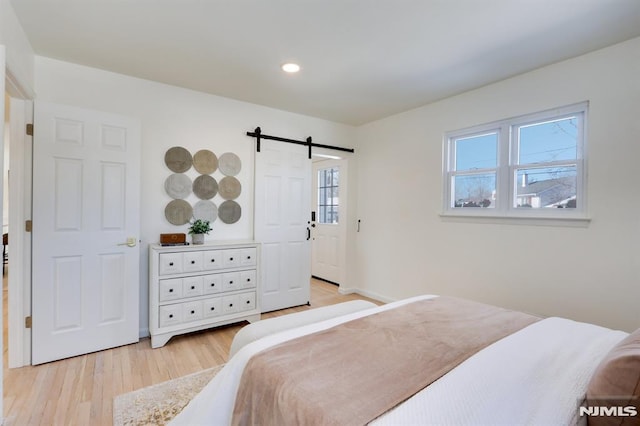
[170,295,627,425]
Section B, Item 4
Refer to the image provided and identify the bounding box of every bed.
[170,295,640,426]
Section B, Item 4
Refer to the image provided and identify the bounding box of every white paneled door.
[255,140,311,312]
[311,159,345,284]
[32,101,141,365]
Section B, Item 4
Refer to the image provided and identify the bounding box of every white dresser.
[149,240,261,348]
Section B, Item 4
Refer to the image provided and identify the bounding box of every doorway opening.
[311,154,348,288]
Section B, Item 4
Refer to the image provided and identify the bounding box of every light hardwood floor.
[3,275,380,425]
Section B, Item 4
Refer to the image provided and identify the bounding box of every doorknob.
[118,237,137,247]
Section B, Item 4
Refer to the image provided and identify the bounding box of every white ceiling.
[10,0,640,125]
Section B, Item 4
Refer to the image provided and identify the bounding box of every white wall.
[33,56,356,335]
[354,36,640,332]
[0,0,35,95]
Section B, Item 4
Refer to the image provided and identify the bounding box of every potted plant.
[188,218,212,245]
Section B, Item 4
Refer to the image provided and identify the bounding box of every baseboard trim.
[337,287,395,304]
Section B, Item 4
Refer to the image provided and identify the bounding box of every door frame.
[5,67,34,367]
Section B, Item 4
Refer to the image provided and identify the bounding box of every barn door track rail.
[246,127,355,159]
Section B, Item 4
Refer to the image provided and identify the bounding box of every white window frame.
[442,102,589,224]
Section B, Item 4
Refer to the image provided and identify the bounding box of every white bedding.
[170,295,627,426]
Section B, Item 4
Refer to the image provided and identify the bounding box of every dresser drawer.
[182,276,203,298]
[239,292,256,311]
[203,297,223,318]
[202,273,223,295]
[239,248,257,267]
[182,301,203,323]
[222,272,241,292]
[202,250,223,271]
[159,278,183,301]
[222,294,240,314]
[159,253,183,275]
[241,270,257,289]
[159,304,182,327]
[222,249,242,268]
[183,251,203,272]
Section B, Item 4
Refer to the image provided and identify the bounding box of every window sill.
[439,213,591,228]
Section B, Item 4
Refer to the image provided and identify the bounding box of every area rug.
[113,364,224,426]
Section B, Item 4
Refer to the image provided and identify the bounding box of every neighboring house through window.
[443,102,587,220]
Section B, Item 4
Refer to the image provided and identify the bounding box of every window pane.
[455,133,498,171]
[319,188,326,206]
[453,173,496,208]
[320,206,327,223]
[518,117,578,165]
[515,166,576,208]
[318,166,340,224]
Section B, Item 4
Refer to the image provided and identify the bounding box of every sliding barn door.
[255,140,311,312]
[32,101,141,364]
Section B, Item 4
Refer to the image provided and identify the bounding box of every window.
[443,102,587,220]
[318,167,339,224]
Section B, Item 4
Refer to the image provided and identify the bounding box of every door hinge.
[26,123,34,136]
[25,316,32,328]
[25,220,32,232]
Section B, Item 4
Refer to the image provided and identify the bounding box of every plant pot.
[191,233,205,245]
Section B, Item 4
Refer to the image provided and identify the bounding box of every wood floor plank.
[3,278,380,425]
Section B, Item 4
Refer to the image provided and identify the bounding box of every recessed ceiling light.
[282,63,301,73]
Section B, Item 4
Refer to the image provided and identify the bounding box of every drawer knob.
[246,278,251,282]
[169,288,174,293]
[191,286,195,290]
[247,256,251,259]
[190,310,195,314]
[246,300,250,304]
[229,303,233,307]
[229,257,234,261]
[169,262,174,266]
[191,260,195,264]
[211,259,215,263]
[229,280,234,284]
[169,314,173,318]
[210,283,215,287]
[210,307,215,311]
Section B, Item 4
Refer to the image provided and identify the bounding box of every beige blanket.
[232,296,540,426]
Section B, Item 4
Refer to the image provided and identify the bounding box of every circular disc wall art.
[193,175,218,200]
[164,173,192,199]
[218,176,241,200]
[193,149,218,174]
[218,200,242,224]
[218,152,242,176]
[193,200,218,222]
[164,146,193,173]
[164,199,193,225]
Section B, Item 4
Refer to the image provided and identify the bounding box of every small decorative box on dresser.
[149,240,260,348]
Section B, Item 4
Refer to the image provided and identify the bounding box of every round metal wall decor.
[193,200,218,222]
[218,176,241,200]
[218,152,242,176]
[164,146,193,173]
[218,200,242,224]
[164,173,192,199]
[193,175,218,200]
[164,199,193,225]
[193,149,218,175]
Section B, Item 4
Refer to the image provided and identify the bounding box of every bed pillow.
[586,328,640,426]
